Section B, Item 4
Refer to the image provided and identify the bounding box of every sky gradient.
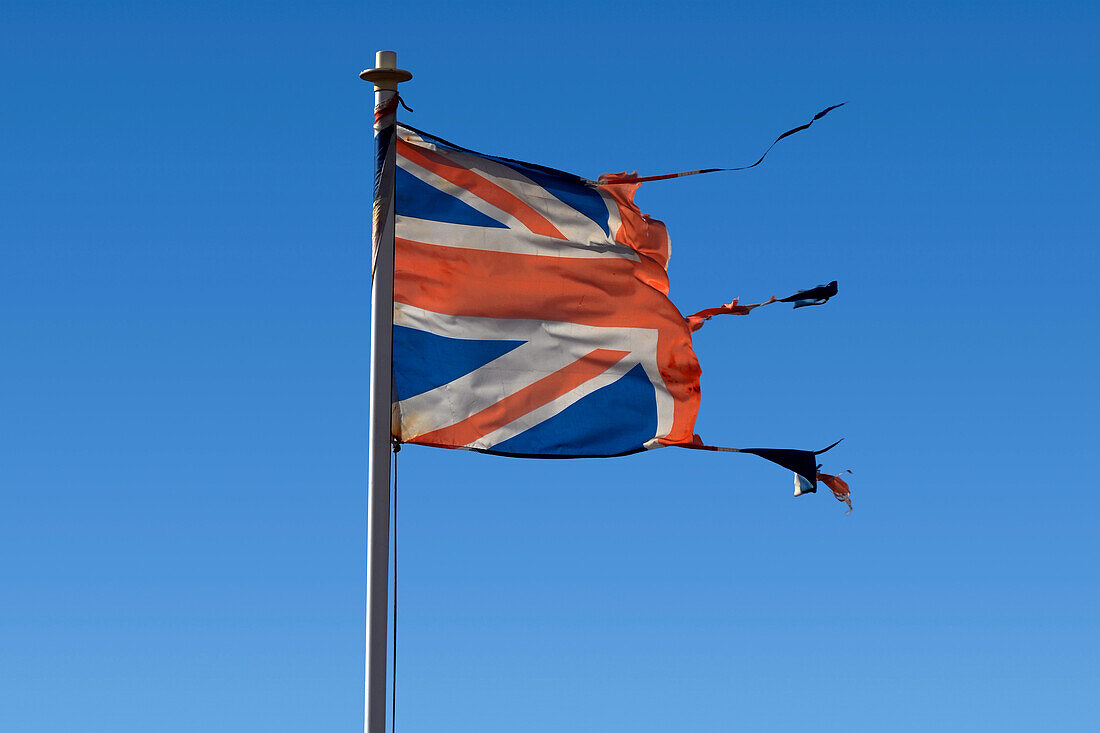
[3,1,1098,731]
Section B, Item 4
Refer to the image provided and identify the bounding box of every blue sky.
[2,1,1098,731]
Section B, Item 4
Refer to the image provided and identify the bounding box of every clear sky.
[3,1,1098,731]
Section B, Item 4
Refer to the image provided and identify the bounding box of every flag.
[393,124,696,457]
[390,122,845,496]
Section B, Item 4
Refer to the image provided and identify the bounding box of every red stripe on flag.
[374,96,399,125]
[410,348,631,448]
[398,141,567,240]
[395,239,702,447]
[396,237,666,327]
[599,177,671,281]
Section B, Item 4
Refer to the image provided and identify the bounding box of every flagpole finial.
[360,50,412,90]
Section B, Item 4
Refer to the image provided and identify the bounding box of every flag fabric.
[392,124,697,458]
[389,121,845,497]
[780,280,839,309]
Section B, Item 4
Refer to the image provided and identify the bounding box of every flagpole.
[360,50,411,733]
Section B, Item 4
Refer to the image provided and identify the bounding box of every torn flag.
[390,123,842,491]
[393,124,697,457]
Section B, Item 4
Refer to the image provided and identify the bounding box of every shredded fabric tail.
[818,470,853,513]
[685,297,776,332]
[674,439,851,512]
[779,280,838,309]
[603,103,846,184]
[686,282,838,332]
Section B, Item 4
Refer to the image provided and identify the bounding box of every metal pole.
[359,50,411,733]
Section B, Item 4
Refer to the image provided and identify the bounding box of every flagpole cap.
[360,50,412,90]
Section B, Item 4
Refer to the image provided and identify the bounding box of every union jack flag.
[392,125,700,457]
[388,120,848,505]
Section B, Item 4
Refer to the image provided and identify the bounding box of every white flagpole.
[359,50,411,733]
